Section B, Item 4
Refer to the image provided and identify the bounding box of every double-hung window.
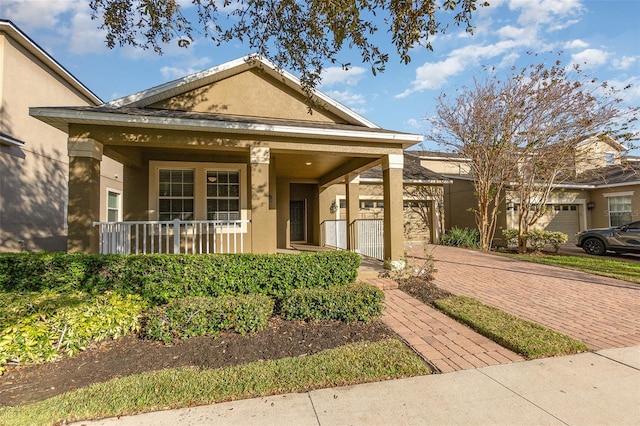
[608,195,632,227]
[206,170,240,220]
[158,169,195,221]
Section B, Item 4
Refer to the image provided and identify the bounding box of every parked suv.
[576,221,640,255]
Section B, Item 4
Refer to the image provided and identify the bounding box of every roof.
[360,152,451,184]
[107,55,378,128]
[0,20,102,105]
[573,162,640,187]
[30,55,423,147]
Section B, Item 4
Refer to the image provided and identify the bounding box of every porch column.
[67,138,103,253]
[345,174,360,251]
[382,153,404,268]
[250,146,276,253]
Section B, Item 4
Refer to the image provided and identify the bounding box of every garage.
[543,204,581,242]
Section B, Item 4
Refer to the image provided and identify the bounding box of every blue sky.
[2,0,639,153]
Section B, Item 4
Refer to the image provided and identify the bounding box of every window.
[605,152,616,166]
[158,169,194,221]
[107,190,121,222]
[206,170,240,220]
[608,196,632,226]
[151,162,246,222]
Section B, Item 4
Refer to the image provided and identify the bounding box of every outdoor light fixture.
[329,200,338,214]
[587,201,595,210]
[305,162,312,166]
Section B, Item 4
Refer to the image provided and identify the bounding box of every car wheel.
[582,238,606,256]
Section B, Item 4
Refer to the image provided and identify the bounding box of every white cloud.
[613,56,638,71]
[605,77,640,104]
[65,11,109,55]
[571,48,609,68]
[320,66,366,87]
[496,25,527,40]
[510,0,584,27]
[160,57,213,79]
[325,89,366,107]
[564,39,589,49]
[3,0,81,31]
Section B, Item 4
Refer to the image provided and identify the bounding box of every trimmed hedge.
[144,294,274,343]
[0,251,360,305]
[280,282,385,323]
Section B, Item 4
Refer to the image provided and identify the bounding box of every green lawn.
[504,253,640,284]
[0,338,429,426]
[434,296,590,358]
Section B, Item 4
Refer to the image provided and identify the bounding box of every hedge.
[144,294,274,343]
[279,282,385,323]
[0,251,360,305]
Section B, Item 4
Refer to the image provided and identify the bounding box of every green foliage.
[0,251,360,305]
[502,229,569,252]
[144,294,274,343]
[279,282,384,323]
[440,227,480,248]
[434,296,589,358]
[0,339,429,425]
[0,291,146,372]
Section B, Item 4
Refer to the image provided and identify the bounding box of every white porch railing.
[321,219,384,261]
[94,219,250,255]
[321,219,347,251]
[356,219,384,261]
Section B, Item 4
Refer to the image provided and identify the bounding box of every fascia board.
[30,108,422,144]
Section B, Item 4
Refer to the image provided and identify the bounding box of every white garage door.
[544,205,580,242]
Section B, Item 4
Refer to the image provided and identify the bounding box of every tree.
[427,54,638,252]
[89,0,488,94]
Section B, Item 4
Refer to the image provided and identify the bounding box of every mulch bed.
[398,276,454,306]
[0,317,394,407]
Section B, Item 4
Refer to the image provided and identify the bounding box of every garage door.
[544,205,580,242]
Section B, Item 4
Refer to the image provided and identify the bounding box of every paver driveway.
[408,245,640,350]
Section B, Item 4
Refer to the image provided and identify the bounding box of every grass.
[0,338,429,426]
[503,253,640,284]
[434,296,590,359]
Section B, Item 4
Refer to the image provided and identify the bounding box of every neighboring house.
[30,55,422,264]
[0,20,123,252]
[415,135,640,244]
[323,152,450,245]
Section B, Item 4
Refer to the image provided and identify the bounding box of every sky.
[2,0,639,154]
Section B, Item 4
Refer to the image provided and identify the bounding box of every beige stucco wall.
[588,185,639,228]
[150,69,344,124]
[420,158,471,176]
[575,138,623,174]
[0,32,121,252]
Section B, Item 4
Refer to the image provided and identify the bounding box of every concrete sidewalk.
[78,346,640,426]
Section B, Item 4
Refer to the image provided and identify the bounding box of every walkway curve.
[409,244,640,351]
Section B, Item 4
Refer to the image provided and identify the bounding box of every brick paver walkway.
[409,244,640,350]
[366,277,524,373]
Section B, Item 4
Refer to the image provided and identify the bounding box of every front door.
[290,200,306,242]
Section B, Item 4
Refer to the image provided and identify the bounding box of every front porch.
[31,56,422,264]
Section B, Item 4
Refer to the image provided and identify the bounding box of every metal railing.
[94,219,250,255]
[321,219,384,260]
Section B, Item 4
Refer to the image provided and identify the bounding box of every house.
[323,152,450,249]
[0,20,123,252]
[416,135,640,243]
[30,55,423,264]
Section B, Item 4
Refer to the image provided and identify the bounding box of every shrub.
[440,227,480,248]
[279,282,384,323]
[144,294,274,343]
[501,229,569,252]
[0,291,146,373]
[0,251,360,305]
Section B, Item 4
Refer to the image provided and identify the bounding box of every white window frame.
[605,193,634,227]
[149,161,248,230]
[106,188,122,222]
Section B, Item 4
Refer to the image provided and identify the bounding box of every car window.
[625,222,640,230]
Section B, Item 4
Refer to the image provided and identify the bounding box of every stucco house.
[30,55,422,264]
[0,20,123,252]
[417,135,640,244]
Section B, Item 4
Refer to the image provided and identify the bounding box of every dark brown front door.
[290,200,306,242]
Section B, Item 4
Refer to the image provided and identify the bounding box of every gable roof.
[106,55,379,128]
[573,162,640,187]
[0,20,102,105]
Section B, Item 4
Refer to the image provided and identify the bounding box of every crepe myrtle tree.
[89,0,489,96]
[427,53,638,252]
